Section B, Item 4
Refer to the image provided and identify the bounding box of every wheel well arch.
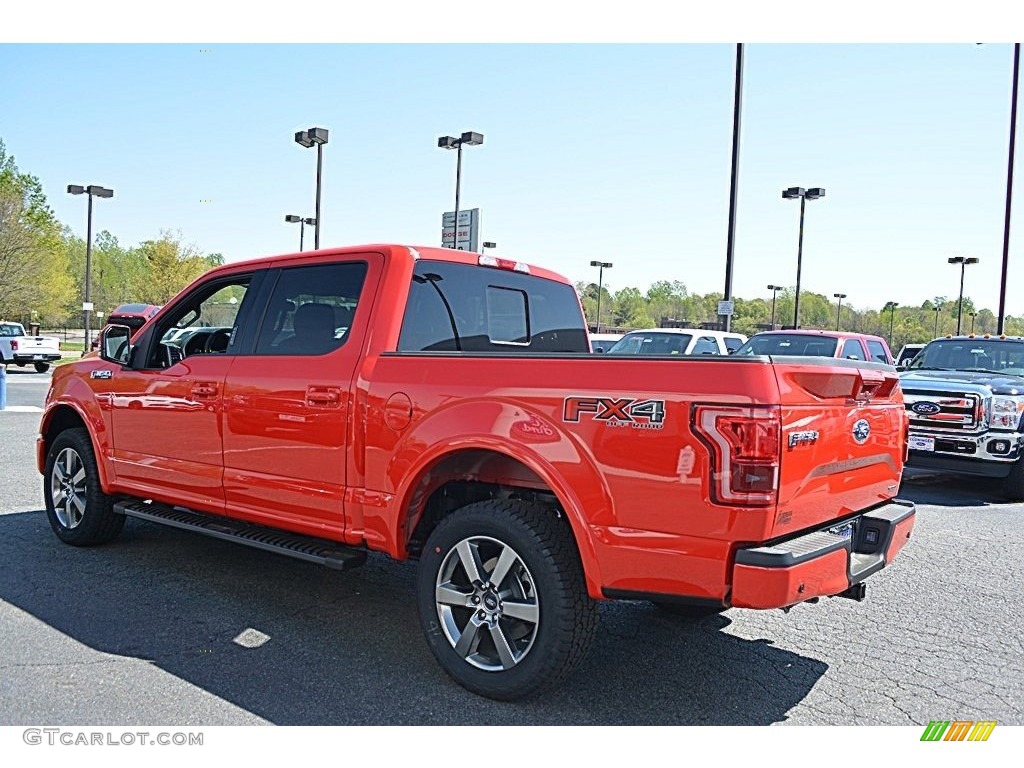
[400,447,603,595]
[42,405,89,449]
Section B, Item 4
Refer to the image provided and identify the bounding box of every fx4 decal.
[562,397,666,430]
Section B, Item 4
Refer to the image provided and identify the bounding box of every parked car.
[40,244,914,700]
[901,335,1024,499]
[895,343,926,369]
[588,332,624,353]
[0,321,61,373]
[91,304,162,350]
[605,328,747,356]
[733,330,894,364]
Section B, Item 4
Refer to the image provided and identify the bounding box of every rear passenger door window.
[253,262,368,355]
[841,340,866,360]
[866,340,890,363]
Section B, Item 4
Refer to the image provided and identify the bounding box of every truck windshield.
[0,323,25,337]
[910,339,1024,375]
[734,334,838,357]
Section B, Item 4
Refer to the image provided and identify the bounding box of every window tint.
[842,340,866,360]
[691,337,720,355]
[866,340,890,363]
[608,332,693,355]
[724,337,744,353]
[913,340,1024,373]
[254,262,368,356]
[397,261,587,353]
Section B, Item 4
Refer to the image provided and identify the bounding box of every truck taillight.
[693,405,780,506]
[10,340,17,351]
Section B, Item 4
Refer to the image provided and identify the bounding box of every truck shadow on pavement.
[0,510,827,725]
[897,471,1014,508]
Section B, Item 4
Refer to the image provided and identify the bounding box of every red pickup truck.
[38,244,915,700]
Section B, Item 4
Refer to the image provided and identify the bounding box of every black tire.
[651,601,726,619]
[417,499,597,701]
[34,363,50,373]
[1004,456,1024,501]
[44,428,125,546]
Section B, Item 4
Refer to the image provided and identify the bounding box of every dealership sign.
[441,208,481,251]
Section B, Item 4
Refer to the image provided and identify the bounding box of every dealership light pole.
[294,127,329,249]
[590,260,613,333]
[721,43,744,333]
[284,214,316,251]
[782,186,825,328]
[67,184,113,354]
[438,131,484,250]
[767,284,782,329]
[885,301,899,347]
[933,305,941,337]
[997,43,1020,335]
[969,311,978,334]
[949,256,979,335]
[833,293,847,331]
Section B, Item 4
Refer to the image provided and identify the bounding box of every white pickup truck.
[0,322,62,373]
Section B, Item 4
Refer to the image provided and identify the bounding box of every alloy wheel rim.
[51,447,87,529]
[435,535,540,672]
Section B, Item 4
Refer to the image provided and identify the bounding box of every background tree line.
[0,141,222,328]
[577,279,1024,353]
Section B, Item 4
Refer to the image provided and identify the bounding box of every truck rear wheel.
[416,499,597,701]
[34,363,50,373]
[44,428,125,546]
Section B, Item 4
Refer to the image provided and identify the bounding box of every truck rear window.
[0,323,25,337]
[398,261,588,353]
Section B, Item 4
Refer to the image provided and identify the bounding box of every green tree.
[0,140,75,323]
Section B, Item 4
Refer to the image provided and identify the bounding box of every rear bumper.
[12,353,61,363]
[731,500,916,609]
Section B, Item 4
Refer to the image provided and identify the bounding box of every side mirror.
[100,324,132,365]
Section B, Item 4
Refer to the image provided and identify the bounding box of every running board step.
[114,499,366,570]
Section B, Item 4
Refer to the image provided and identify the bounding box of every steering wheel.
[183,331,209,357]
[205,328,232,353]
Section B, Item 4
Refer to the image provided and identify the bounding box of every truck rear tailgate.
[771,358,906,538]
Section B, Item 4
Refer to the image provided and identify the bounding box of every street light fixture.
[284,214,317,251]
[969,311,978,334]
[933,305,941,337]
[590,260,613,334]
[948,256,980,335]
[67,183,114,354]
[767,284,783,329]
[482,241,497,253]
[438,131,484,250]
[294,126,329,249]
[833,293,847,331]
[781,186,826,328]
[885,301,899,347]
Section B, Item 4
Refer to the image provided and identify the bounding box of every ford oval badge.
[852,419,871,444]
[911,401,941,416]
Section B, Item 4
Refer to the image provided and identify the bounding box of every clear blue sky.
[1,43,1021,314]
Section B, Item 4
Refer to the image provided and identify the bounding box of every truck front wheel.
[1003,455,1024,501]
[44,428,125,546]
[416,499,597,701]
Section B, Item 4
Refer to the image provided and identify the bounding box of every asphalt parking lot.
[1,370,1021,725]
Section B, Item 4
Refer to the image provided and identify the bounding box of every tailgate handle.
[853,370,897,402]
